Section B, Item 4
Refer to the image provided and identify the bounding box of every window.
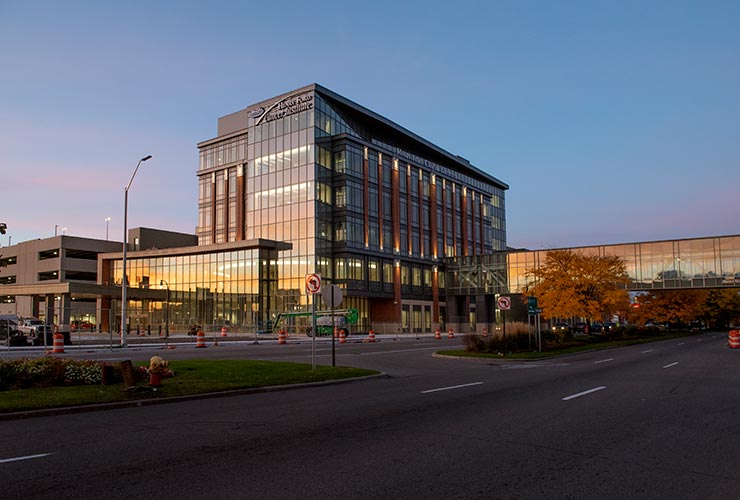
[368,260,379,281]
[383,262,393,284]
[0,256,17,266]
[335,186,346,208]
[38,249,59,260]
[334,151,346,173]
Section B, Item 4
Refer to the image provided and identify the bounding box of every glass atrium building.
[195,84,509,332]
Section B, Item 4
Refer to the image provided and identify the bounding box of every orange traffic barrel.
[278,329,287,345]
[729,330,740,349]
[51,332,65,354]
[195,329,207,348]
[221,327,228,337]
[367,329,376,342]
[448,329,455,339]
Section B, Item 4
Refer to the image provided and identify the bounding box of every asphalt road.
[2,332,740,499]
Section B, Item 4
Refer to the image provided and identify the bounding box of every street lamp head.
[141,155,152,162]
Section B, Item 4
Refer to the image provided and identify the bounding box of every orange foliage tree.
[629,289,709,327]
[525,249,630,321]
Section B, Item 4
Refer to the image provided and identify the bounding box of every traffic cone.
[729,330,740,349]
[367,329,376,342]
[51,332,65,354]
[195,329,207,348]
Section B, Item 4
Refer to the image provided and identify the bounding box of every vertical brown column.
[450,184,456,257]
[378,153,384,250]
[363,150,369,248]
[461,187,469,256]
[236,164,245,241]
[210,172,217,245]
[392,162,401,254]
[441,180,447,258]
[470,192,476,256]
[224,171,230,240]
[418,171,424,257]
[430,179,438,259]
[394,261,402,325]
[406,166,413,255]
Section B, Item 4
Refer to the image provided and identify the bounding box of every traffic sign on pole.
[305,273,322,295]
[497,296,511,310]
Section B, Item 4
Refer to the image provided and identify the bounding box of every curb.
[0,372,389,422]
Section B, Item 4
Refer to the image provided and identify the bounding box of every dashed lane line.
[0,453,54,464]
[421,382,483,394]
[562,386,607,401]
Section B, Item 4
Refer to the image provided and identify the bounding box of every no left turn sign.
[305,273,322,294]
[497,296,511,310]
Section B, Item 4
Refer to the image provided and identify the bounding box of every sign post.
[497,296,511,342]
[321,284,343,367]
[527,296,538,348]
[305,273,322,370]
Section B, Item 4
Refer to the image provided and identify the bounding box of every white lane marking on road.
[562,386,607,401]
[0,453,54,464]
[361,347,440,355]
[663,362,679,369]
[421,382,483,394]
[594,358,614,364]
[642,349,654,353]
[677,342,685,346]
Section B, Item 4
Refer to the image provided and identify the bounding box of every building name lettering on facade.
[253,92,314,125]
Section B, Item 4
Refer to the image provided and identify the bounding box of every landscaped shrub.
[463,332,534,353]
[0,357,105,391]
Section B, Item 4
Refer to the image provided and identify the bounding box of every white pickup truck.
[18,318,45,335]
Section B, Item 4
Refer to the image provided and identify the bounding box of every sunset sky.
[1,0,738,249]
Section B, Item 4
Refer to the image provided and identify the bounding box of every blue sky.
[1,0,738,249]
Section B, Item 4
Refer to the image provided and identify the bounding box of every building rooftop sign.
[252,91,314,125]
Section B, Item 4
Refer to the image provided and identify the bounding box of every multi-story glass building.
[195,84,509,333]
[506,235,740,294]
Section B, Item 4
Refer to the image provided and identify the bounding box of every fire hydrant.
[149,356,169,387]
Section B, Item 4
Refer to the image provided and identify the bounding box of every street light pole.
[121,155,152,348]
[105,217,111,240]
[160,279,170,349]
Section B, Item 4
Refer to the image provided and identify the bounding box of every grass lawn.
[438,332,694,360]
[0,359,378,414]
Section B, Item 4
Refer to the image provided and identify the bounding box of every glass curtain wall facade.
[105,246,281,333]
[197,84,509,332]
[507,235,740,293]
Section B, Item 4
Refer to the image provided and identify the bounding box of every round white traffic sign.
[305,273,322,294]
[497,296,511,310]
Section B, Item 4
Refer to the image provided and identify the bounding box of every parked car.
[574,322,589,334]
[551,322,571,334]
[18,318,44,336]
[31,325,54,346]
[603,322,618,332]
[590,323,604,333]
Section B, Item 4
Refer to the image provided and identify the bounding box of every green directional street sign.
[527,296,538,315]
